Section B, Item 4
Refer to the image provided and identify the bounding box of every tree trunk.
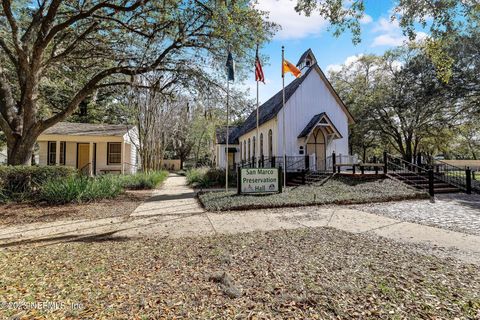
[404,139,413,163]
[7,135,37,165]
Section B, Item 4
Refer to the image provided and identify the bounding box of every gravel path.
[351,193,480,236]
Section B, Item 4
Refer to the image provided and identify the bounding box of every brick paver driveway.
[351,193,480,236]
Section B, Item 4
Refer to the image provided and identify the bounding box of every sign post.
[238,167,282,195]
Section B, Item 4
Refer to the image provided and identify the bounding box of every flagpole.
[256,44,260,168]
[226,77,230,192]
[281,46,286,189]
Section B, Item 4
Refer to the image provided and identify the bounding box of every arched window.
[268,129,273,157]
[248,138,251,160]
[252,136,256,159]
[260,133,264,156]
[243,140,246,160]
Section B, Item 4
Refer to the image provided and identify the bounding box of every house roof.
[233,66,314,142]
[216,49,354,145]
[215,125,242,144]
[42,122,134,137]
[298,112,342,139]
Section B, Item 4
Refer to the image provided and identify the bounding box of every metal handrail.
[387,153,427,172]
[79,163,91,176]
[386,154,430,191]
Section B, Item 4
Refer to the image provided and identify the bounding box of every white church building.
[215,49,355,171]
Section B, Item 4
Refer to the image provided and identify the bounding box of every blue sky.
[242,0,428,103]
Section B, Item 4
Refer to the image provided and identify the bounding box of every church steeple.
[296,49,317,70]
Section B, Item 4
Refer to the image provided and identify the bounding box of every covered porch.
[36,122,138,175]
[297,112,344,171]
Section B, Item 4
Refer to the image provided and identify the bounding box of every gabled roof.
[42,122,134,137]
[220,49,354,144]
[298,112,342,139]
[296,48,316,67]
[234,66,314,140]
[215,125,242,144]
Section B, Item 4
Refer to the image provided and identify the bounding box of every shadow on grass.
[0,230,132,248]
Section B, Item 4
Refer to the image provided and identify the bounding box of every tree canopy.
[0,0,274,164]
[329,31,480,161]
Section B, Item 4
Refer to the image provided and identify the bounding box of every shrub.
[40,175,123,204]
[186,167,236,188]
[0,165,76,202]
[119,171,168,190]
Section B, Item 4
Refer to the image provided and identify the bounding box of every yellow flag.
[282,59,301,78]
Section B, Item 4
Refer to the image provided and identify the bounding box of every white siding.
[215,144,240,169]
[215,66,352,170]
[277,69,349,157]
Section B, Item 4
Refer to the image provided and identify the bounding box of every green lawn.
[199,176,428,211]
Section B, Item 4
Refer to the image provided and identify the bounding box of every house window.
[268,129,273,157]
[48,141,66,165]
[252,136,256,159]
[47,141,56,165]
[260,133,264,156]
[248,138,251,160]
[107,142,122,165]
[243,140,246,160]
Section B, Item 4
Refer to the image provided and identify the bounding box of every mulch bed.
[0,190,152,226]
[1,228,478,319]
[199,176,428,211]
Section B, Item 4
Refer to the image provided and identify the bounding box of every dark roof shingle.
[232,66,314,142]
[215,125,242,144]
[298,113,325,138]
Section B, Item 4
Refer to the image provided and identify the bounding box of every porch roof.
[298,112,342,139]
[43,122,134,137]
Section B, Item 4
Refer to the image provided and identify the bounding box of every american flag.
[255,49,265,83]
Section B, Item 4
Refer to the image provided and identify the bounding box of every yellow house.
[36,122,139,175]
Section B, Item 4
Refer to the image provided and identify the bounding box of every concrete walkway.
[1,174,479,264]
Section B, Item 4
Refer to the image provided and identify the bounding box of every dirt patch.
[0,190,152,226]
[1,228,478,319]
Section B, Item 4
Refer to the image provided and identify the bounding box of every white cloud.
[359,14,373,24]
[254,0,327,40]
[372,34,405,47]
[371,17,428,47]
[373,17,400,34]
[326,54,364,73]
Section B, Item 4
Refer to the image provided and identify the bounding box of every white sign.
[239,168,280,194]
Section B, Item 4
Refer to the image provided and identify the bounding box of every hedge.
[0,165,77,202]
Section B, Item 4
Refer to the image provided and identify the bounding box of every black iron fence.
[233,155,310,172]
[432,160,469,192]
